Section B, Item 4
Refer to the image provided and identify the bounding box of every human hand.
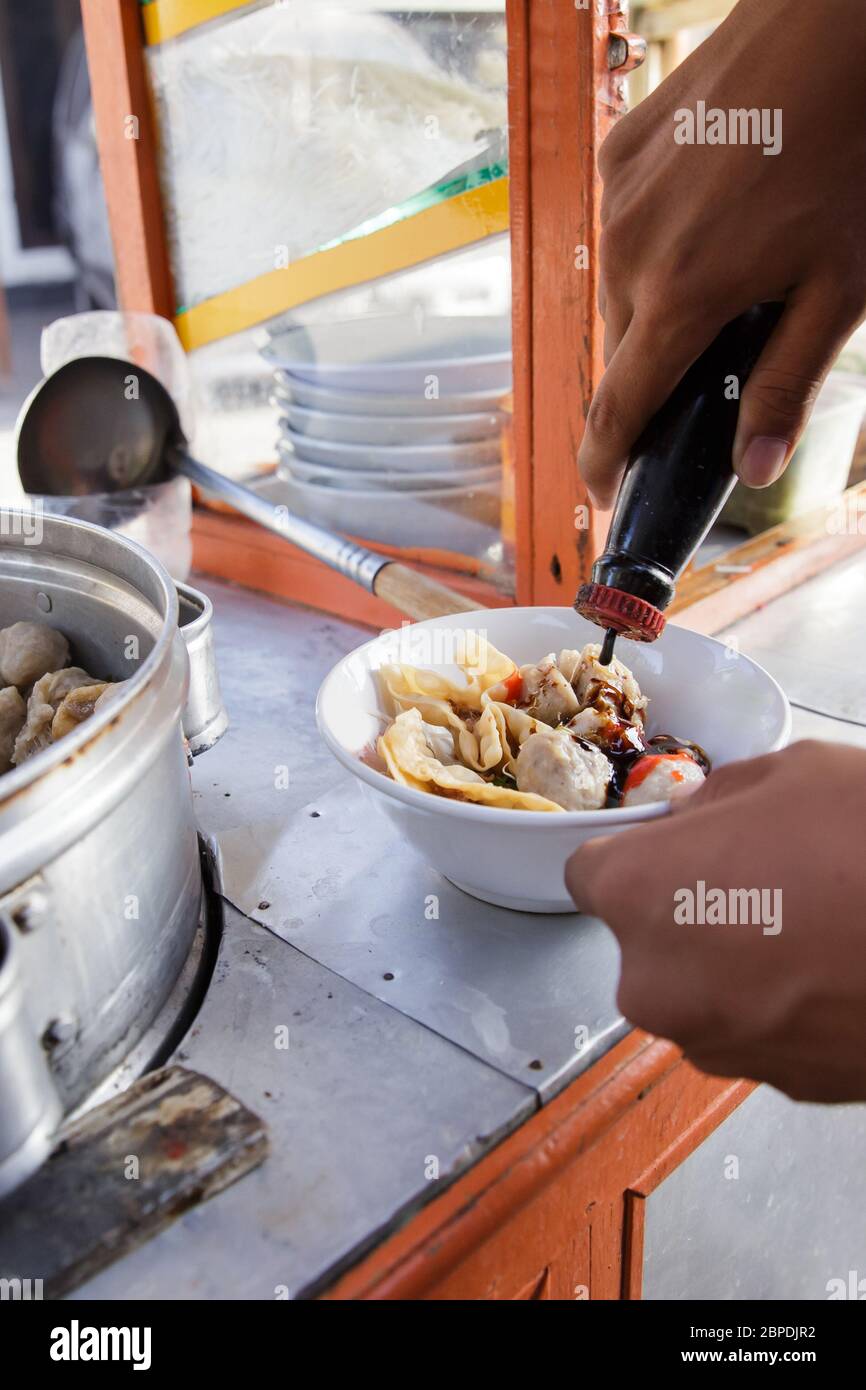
[580,0,866,509]
[566,742,866,1102]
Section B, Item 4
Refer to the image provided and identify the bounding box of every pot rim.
[0,509,179,804]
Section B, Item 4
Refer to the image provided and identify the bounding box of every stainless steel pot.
[0,511,202,1192]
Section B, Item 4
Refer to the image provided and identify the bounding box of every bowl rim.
[279,423,501,461]
[315,607,793,829]
[282,473,502,504]
[280,400,506,429]
[276,454,502,488]
[271,369,510,413]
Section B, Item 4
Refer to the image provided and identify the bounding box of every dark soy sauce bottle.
[575,302,784,648]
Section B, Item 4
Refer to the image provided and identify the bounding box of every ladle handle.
[171,451,477,621]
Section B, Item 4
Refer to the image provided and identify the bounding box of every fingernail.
[737,436,789,489]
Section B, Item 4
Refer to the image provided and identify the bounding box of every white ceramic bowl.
[317,607,792,914]
[263,313,512,393]
[276,449,500,493]
[280,423,501,472]
[272,370,509,418]
[272,398,505,446]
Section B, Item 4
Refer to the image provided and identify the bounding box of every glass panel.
[147,2,513,592]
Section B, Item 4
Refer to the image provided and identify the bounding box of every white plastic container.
[722,371,866,534]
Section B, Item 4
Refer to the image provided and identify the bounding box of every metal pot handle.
[175,581,229,757]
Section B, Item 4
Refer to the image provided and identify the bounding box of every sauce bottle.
[575,302,784,659]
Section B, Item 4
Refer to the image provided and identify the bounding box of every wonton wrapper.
[52,683,113,741]
[484,698,548,775]
[380,633,515,714]
[568,645,648,719]
[380,691,505,773]
[378,708,563,812]
[11,667,97,767]
[0,686,26,773]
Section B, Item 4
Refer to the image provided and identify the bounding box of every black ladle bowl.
[18,356,183,496]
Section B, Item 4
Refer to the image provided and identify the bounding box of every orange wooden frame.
[509,0,628,606]
[80,0,175,318]
[321,1032,753,1300]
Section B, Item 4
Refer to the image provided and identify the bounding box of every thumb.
[564,833,618,916]
[734,288,855,488]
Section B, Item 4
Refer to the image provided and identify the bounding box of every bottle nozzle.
[600,628,617,667]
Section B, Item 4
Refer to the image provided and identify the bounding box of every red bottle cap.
[574,583,666,643]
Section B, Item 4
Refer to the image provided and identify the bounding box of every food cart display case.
[4,0,861,1299]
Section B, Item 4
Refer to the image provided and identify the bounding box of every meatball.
[0,622,69,690]
[515,729,612,811]
[622,752,705,808]
[517,655,579,727]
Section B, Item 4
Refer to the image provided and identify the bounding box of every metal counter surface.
[193,579,628,1102]
[75,577,625,1299]
[74,552,866,1298]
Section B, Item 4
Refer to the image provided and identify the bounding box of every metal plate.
[213,785,626,1099]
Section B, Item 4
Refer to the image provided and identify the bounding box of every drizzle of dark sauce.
[565,678,646,805]
[647,734,712,776]
[564,680,712,807]
[597,725,647,807]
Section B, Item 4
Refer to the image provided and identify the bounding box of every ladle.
[16,355,476,621]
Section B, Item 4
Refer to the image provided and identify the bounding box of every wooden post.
[80,0,175,318]
[507,0,637,607]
